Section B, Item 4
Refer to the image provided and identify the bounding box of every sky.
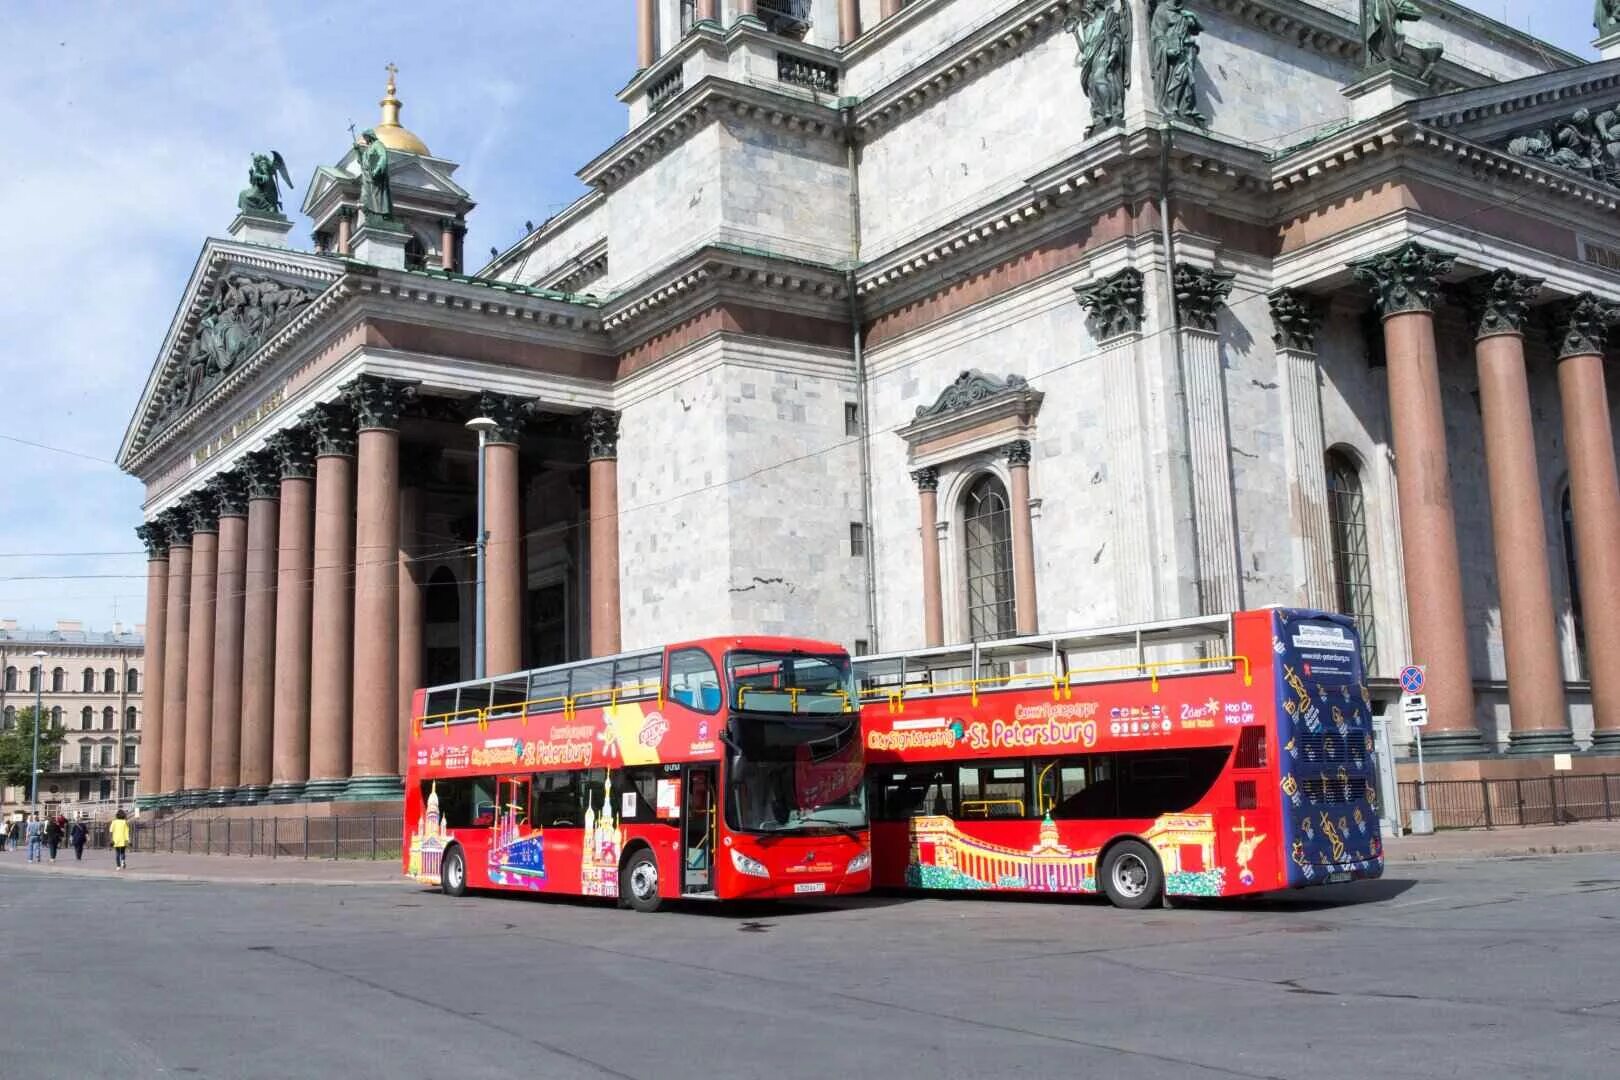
[0,1,1600,635]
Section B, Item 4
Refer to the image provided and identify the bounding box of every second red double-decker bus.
[405,636,870,910]
[855,609,1383,908]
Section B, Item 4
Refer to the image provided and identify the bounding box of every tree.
[0,706,68,797]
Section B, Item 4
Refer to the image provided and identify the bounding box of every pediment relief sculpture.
[1505,106,1620,188]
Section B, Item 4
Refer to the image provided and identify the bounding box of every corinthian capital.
[1462,269,1543,339]
[1172,265,1235,332]
[1349,242,1456,317]
[1073,268,1144,340]
[136,521,170,559]
[585,409,620,461]
[343,374,419,431]
[1549,292,1619,360]
[1268,289,1325,353]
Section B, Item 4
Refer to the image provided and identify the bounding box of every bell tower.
[301,65,475,271]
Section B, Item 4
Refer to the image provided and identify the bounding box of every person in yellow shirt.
[109,809,131,871]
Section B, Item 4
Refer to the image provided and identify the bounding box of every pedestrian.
[70,819,88,860]
[109,809,131,872]
[44,816,62,862]
[26,814,43,863]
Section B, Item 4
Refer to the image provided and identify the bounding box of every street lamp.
[29,649,46,817]
[465,415,499,680]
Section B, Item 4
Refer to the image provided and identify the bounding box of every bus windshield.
[727,716,868,834]
[727,650,855,714]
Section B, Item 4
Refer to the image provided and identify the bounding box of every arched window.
[963,474,1016,642]
[127,668,140,694]
[103,668,117,693]
[51,667,65,693]
[50,706,62,728]
[102,706,115,731]
[82,667,95,692]
[1325,449,1378,671]
[80,706,93,730]
[27,666,39,692]
[1562,487,1585,677]
[2,705,13,729]
[4,666,15,692]
[125,706,138,730]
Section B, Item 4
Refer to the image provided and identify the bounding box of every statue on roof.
[1067,0,1130,137]
[354,128,394,222]
[1148,0,1207,128]
[1362,0,1443,82]
[238,151,292,217]
[1599,2,1620,37]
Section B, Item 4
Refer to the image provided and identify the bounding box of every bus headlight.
[846,850,871,874]
[730,848,769,878]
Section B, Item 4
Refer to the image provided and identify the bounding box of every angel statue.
[1600,1,1620,36]
[1067,0,1131,136]
[237,151,292,217]
[354,128,394,221]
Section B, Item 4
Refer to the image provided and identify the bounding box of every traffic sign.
[1403,694,1429,727]
[1399,665,1426,695]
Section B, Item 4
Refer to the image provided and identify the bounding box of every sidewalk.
[0,847,409,886]
[1384,820,1620,862]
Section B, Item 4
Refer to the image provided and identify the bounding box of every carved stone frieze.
[1074,268,1145,340]
[1349,242,1456,317]
[1268,289,1325,353]
[1505,105,1620,188]
[1173,265,1234,332]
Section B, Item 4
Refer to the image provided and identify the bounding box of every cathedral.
[119,1,1620,810]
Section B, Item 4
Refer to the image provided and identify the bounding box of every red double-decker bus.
[855,609,1383,908]
[404,636,870,910]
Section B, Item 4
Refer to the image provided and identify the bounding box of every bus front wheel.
[1100,840,1162,910]
[620,848,663,913]
[441,846,468,898]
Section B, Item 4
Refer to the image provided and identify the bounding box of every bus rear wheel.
[620,848,663,913]
[1100,840,1162,910]
[441,846,468,898]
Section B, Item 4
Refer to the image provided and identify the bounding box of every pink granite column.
[1468,271,1572,752]
[696,0,718,22]
[881,0,903,17]
[1006,441,1039,636]
[135,522,169,808]
[478,393,526,675]
[237,450,279,803]
[587,409,622,656]
[637,0,656,68]
[439,219,457,272]
[182,493,219,805]
[1351,243,1480,753]
[839,0,862,43]
[913,468,944,647]
[208,475,249,802]
[306,402,357,800]
[159,511,192,802]
[337,208,353,257]
[1554,295,1620,751]
[345,376,412,800]
[269,428,315,801]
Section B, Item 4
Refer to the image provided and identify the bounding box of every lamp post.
[465,415,499,680]
[29,649,46,816]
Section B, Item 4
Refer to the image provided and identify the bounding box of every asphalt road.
[3,854,1619,1079]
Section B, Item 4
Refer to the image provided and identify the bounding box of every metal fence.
[76,815,404,860]
[1398,774,1620,830]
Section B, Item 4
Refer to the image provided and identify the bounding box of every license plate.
[1327,871,1353,883]
[793,882,826,894]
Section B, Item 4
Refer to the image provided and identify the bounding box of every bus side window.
[1049,756,1119,820]
[872,767,955,821]
[435,778,496,828]
[958,763,1029,819]
[668,649,721,713]
[534,771,583,827]
[1036,758,1092,816]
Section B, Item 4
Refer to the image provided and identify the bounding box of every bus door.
[683,764,717,895]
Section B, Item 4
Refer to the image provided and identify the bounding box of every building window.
[4,666,15,692]
[125,707,138,730]
[123,743,138,768]
[99,778,112,801]
[103,668,117,693]
[1562,486,1586,677]
[51,667,64,693]
[121,779,135,800]
[80,707,93,731]
[1325,449,1378,672]
[82,667,95,693]
[50,706,62,729]
[849,521,866,557]
[102,707,115,731]
[2,706,13,729]
[27,666,39,693]
[127,668,139,694]
[99,744,113,768]
[79,780,91,801]
[963,474,1016,642]
[853,639,870,656]
[845,402,861,437]
[79,744,92,769]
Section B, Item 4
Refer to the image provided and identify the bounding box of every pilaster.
[1268,289,1333,611]
[1174,263,1240,615]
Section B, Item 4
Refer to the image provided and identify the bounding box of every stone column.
[1269,290,1334,609]
[237,450,279,803]
[269,428,315,802]
[1076,268,1157,621]
[135,522,169,809]
[182,491,220,806]
[159,509,192,802]
[839,0,862,43]
[1465,271,1573,752]
[1552,295,1620,751]
[479,392,527,675]
[913,468,944,648]
[587,409,623,656]
[1005,441,1039,635]
[208,473,249,803]
[336,208,353,257]
[1350,242,1480,752]
[1175,264,1242,615]
[737,1,757,20]
[697,0,718,23]
[307,402,357,800]
[637,0,656,68]
[398,448,431,775]
[881,0,903,17]
[345,376,414,800]
[439,218,457,272]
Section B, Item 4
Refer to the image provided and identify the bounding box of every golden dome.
[373,63,430,156]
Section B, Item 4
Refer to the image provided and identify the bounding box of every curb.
[1383,841,1620,862]
[0,860,410,889]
